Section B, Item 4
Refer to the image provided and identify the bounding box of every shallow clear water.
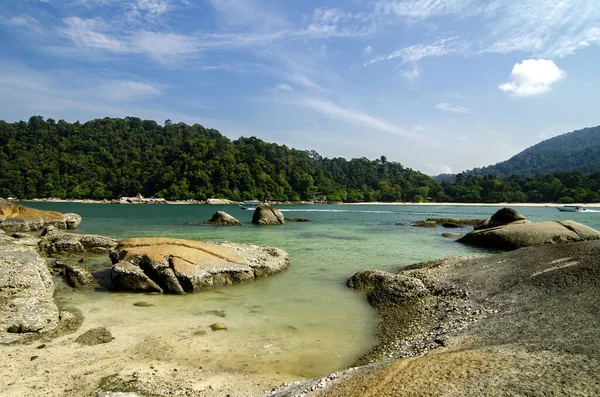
[24,202,600,378]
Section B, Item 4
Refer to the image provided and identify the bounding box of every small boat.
[239,201,259,210]
[556,206,600,213]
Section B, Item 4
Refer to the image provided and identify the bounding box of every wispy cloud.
[366,37,466,65]
[99,80,163,101]
[375,0,473,19]
[435,102,471,113]
[498,59,565,96]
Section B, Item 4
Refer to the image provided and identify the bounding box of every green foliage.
[0,116,438,202]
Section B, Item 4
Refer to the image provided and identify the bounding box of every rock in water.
[201,211,242,226]
[65,264,98,290]
[110,237,289,294]
[252,204,284,225]
[459,208,600,250]
[474,207,528,230]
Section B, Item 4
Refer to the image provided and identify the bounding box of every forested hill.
[0,116,440,201]
[464,125,600,178]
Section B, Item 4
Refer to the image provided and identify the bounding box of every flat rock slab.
[110,237,289,294]
[0,235,59,344]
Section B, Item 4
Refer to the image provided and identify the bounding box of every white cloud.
[99,80,162,101]
[401,63,420,80]
[375,0,473,19]
[60,17,125,52]
[435,102,470,113]
[363,45,373,55]
[131,31,197,58]
[276,84,293,91]
[498,59,565,96]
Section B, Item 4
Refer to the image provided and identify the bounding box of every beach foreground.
[267,240,600,396]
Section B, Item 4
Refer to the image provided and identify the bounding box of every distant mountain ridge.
[442,125,600,180]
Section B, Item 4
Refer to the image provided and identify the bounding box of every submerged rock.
[110,237,289,294]
[201,211,242,226]
[411,221,436,227]
[252,204,284,225]
[65,264,98,290]
[285,217,311,222]
[209,323,227,331]
[76,327,114,345]
[426,217,483,226]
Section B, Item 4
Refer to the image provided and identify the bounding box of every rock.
[411,221,436,227]
[75,327,114,345]
[426,218,483,226]
[252,204,284,225]
[65,264,98,290]
[133,302,154,307]
[64,213,82,229]
[474,207,528,230]
[110,237,289,294]
[0,201,81,232]
[442,233,464,239]
[459,219,600,250]
[209,323,227,331]
[39,231,117,256]
[285,217,311,222]
[201,211,242,226]
[442,222,463,228]
[206,198,238,205]
[0,236,59,344]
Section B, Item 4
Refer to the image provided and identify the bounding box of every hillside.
[0,116,440,202]
[464,125,600,178]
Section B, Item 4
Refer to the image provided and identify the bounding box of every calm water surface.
[24,202,600,378]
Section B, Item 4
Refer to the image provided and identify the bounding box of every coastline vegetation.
[1,116,599,204]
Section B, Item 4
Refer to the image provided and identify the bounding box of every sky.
[1,0,599,175]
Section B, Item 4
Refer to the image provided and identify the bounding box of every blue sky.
[1,0,599,174]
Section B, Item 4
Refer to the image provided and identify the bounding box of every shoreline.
[11,198,600,208]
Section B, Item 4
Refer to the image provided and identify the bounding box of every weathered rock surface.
[474,207,528,230]
[38,227,117,256]
[411,220,436,227]
[266,240,600,396]
[458,219,600,250]
[252,204,284,225]
[0,201,81,232]
[0,234,59,344]
[110,237,289,294]
[200,211,242,226]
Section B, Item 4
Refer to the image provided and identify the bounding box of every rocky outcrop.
[458,208,600,250]
[38,226,117,255]
[110,237,289,294]
[426,217,483,226]
[252,204,284,225]
[0,201,81,232]
[0,234,59,344]
[200,211,242,226]
[64,264,98,290]
[411,221,436,227]
[473,207,528,230]
[267,241,600,396]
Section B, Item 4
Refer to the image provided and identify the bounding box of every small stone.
[31,356,39,361]
[209,323,227,331]
[133,302,154,307]
[37,344,46,349]
[75,327,114,345]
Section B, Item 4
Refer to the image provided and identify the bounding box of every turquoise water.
[23,202,600,378]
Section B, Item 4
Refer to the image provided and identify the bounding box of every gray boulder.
[110,237,289,294]
[0,235,59,344]
[201,211,242,226]
[459,219,600,250]
[65,264,98,290]
[64,213,82,229]
[39,230,117,256]
[474,207,528,230]
[252,204,284,225]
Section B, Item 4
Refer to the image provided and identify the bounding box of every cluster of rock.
[110,237,290,294]
[411,217,482,228]
[200,205,288,226]
[458,207,600,250]
[0,200,81,232]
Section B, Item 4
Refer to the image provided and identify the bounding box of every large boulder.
[474,207,528,230]
[201,211,242,226]
[110,237,289,294]
[38,228,117,256]
[252,204,284,225]
[0,234,60,344]
[0,201,81,232]
[458,219,600,250]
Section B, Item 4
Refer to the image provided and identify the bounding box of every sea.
[23,202,600,379]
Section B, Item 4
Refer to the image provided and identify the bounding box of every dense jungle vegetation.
[1,116,599,203]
